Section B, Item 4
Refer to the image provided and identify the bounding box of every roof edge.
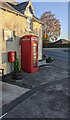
[0,2,27,18]
[33,15,43,25]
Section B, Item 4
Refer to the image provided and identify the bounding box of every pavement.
[3,60,68,89]
[0,48,69,118]
[0,81,30,118]
[1,81,30,106]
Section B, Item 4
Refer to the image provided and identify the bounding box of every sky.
[16,0,68,40]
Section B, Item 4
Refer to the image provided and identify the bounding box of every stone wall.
[0,9,27,74]
[0,9,2,71]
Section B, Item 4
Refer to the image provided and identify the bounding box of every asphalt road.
[43,48,69,61]
[43,48,69,72]
[3,77,69,118]
[3,48,69,119]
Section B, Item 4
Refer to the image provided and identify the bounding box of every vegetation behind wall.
[43,41,70,48]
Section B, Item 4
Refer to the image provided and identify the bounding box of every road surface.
[3,48,69,119]
[43,48,69,71]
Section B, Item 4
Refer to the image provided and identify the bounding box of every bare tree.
[40,11,61,42]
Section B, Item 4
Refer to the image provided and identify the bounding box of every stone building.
[0,0,43,75]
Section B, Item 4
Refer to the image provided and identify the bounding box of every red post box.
[8,51,16,63]
[20,35,38,73]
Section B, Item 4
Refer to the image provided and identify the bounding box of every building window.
[3,29,14,41]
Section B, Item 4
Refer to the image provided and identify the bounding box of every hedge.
[43,42,70,48]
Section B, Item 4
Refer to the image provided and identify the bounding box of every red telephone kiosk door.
[20,35,38,73]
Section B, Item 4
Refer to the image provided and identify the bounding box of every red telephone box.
[20,35,38,73]
[8,51,16,63]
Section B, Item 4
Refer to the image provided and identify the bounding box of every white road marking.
[0,113,7,119]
